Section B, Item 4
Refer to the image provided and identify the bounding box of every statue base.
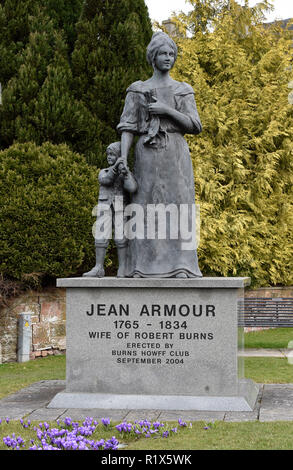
[48,277,259,412]
[48,379,258,411]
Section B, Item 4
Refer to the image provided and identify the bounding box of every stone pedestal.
[48,277,259,411]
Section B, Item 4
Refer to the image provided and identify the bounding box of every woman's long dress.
[117,80,202,278]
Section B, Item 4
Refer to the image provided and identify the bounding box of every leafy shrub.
[172,1,293,287]
[0,142,99,281]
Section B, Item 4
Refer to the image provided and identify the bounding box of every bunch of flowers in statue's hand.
[148,95,170,116]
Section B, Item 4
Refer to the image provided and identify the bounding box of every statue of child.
[83,142,137,278]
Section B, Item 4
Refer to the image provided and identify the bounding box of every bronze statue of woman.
[117,32,202,278]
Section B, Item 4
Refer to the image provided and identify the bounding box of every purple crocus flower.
[63,417,72,427]
[153,421,163,429]
[101,417,111,427]
[104,436,119,450]
[178,418,187,427]
[93,439,105,450]
[149,429,158,434]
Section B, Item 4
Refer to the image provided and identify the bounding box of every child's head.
[106,142,121,165]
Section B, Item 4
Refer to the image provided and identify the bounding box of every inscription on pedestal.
[85,302,216,367]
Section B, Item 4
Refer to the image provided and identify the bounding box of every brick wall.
[0,288,66,363]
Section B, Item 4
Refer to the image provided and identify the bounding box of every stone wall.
[245,286,293,298]
[0,288,66,363]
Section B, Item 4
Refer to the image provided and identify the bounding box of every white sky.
[144,0,293,23]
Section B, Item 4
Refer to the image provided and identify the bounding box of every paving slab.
[0,407,38,420]
[261,384,293,408]
[57,409,129,422]
[124,410,161,422]
[259,409,293,422]
[259,384,293,422]
[0,381,66,420]
[26,408,67,421]
[0,381,65,408]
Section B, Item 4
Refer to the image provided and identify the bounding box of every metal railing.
[238,298,293,327]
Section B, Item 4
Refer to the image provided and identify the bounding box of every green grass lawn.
[125,421,293,450]
[244,328,293,349]
[0,355,65,399]
[245,357,293,383]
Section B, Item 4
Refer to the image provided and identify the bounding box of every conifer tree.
[43,0,84,52]
[0,8,96,152]
[172,0,293,287]
[0,0,35,86]
[0,0,83,87]
[71,0,153,165]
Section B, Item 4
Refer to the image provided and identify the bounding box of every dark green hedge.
[0,142,100,280]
